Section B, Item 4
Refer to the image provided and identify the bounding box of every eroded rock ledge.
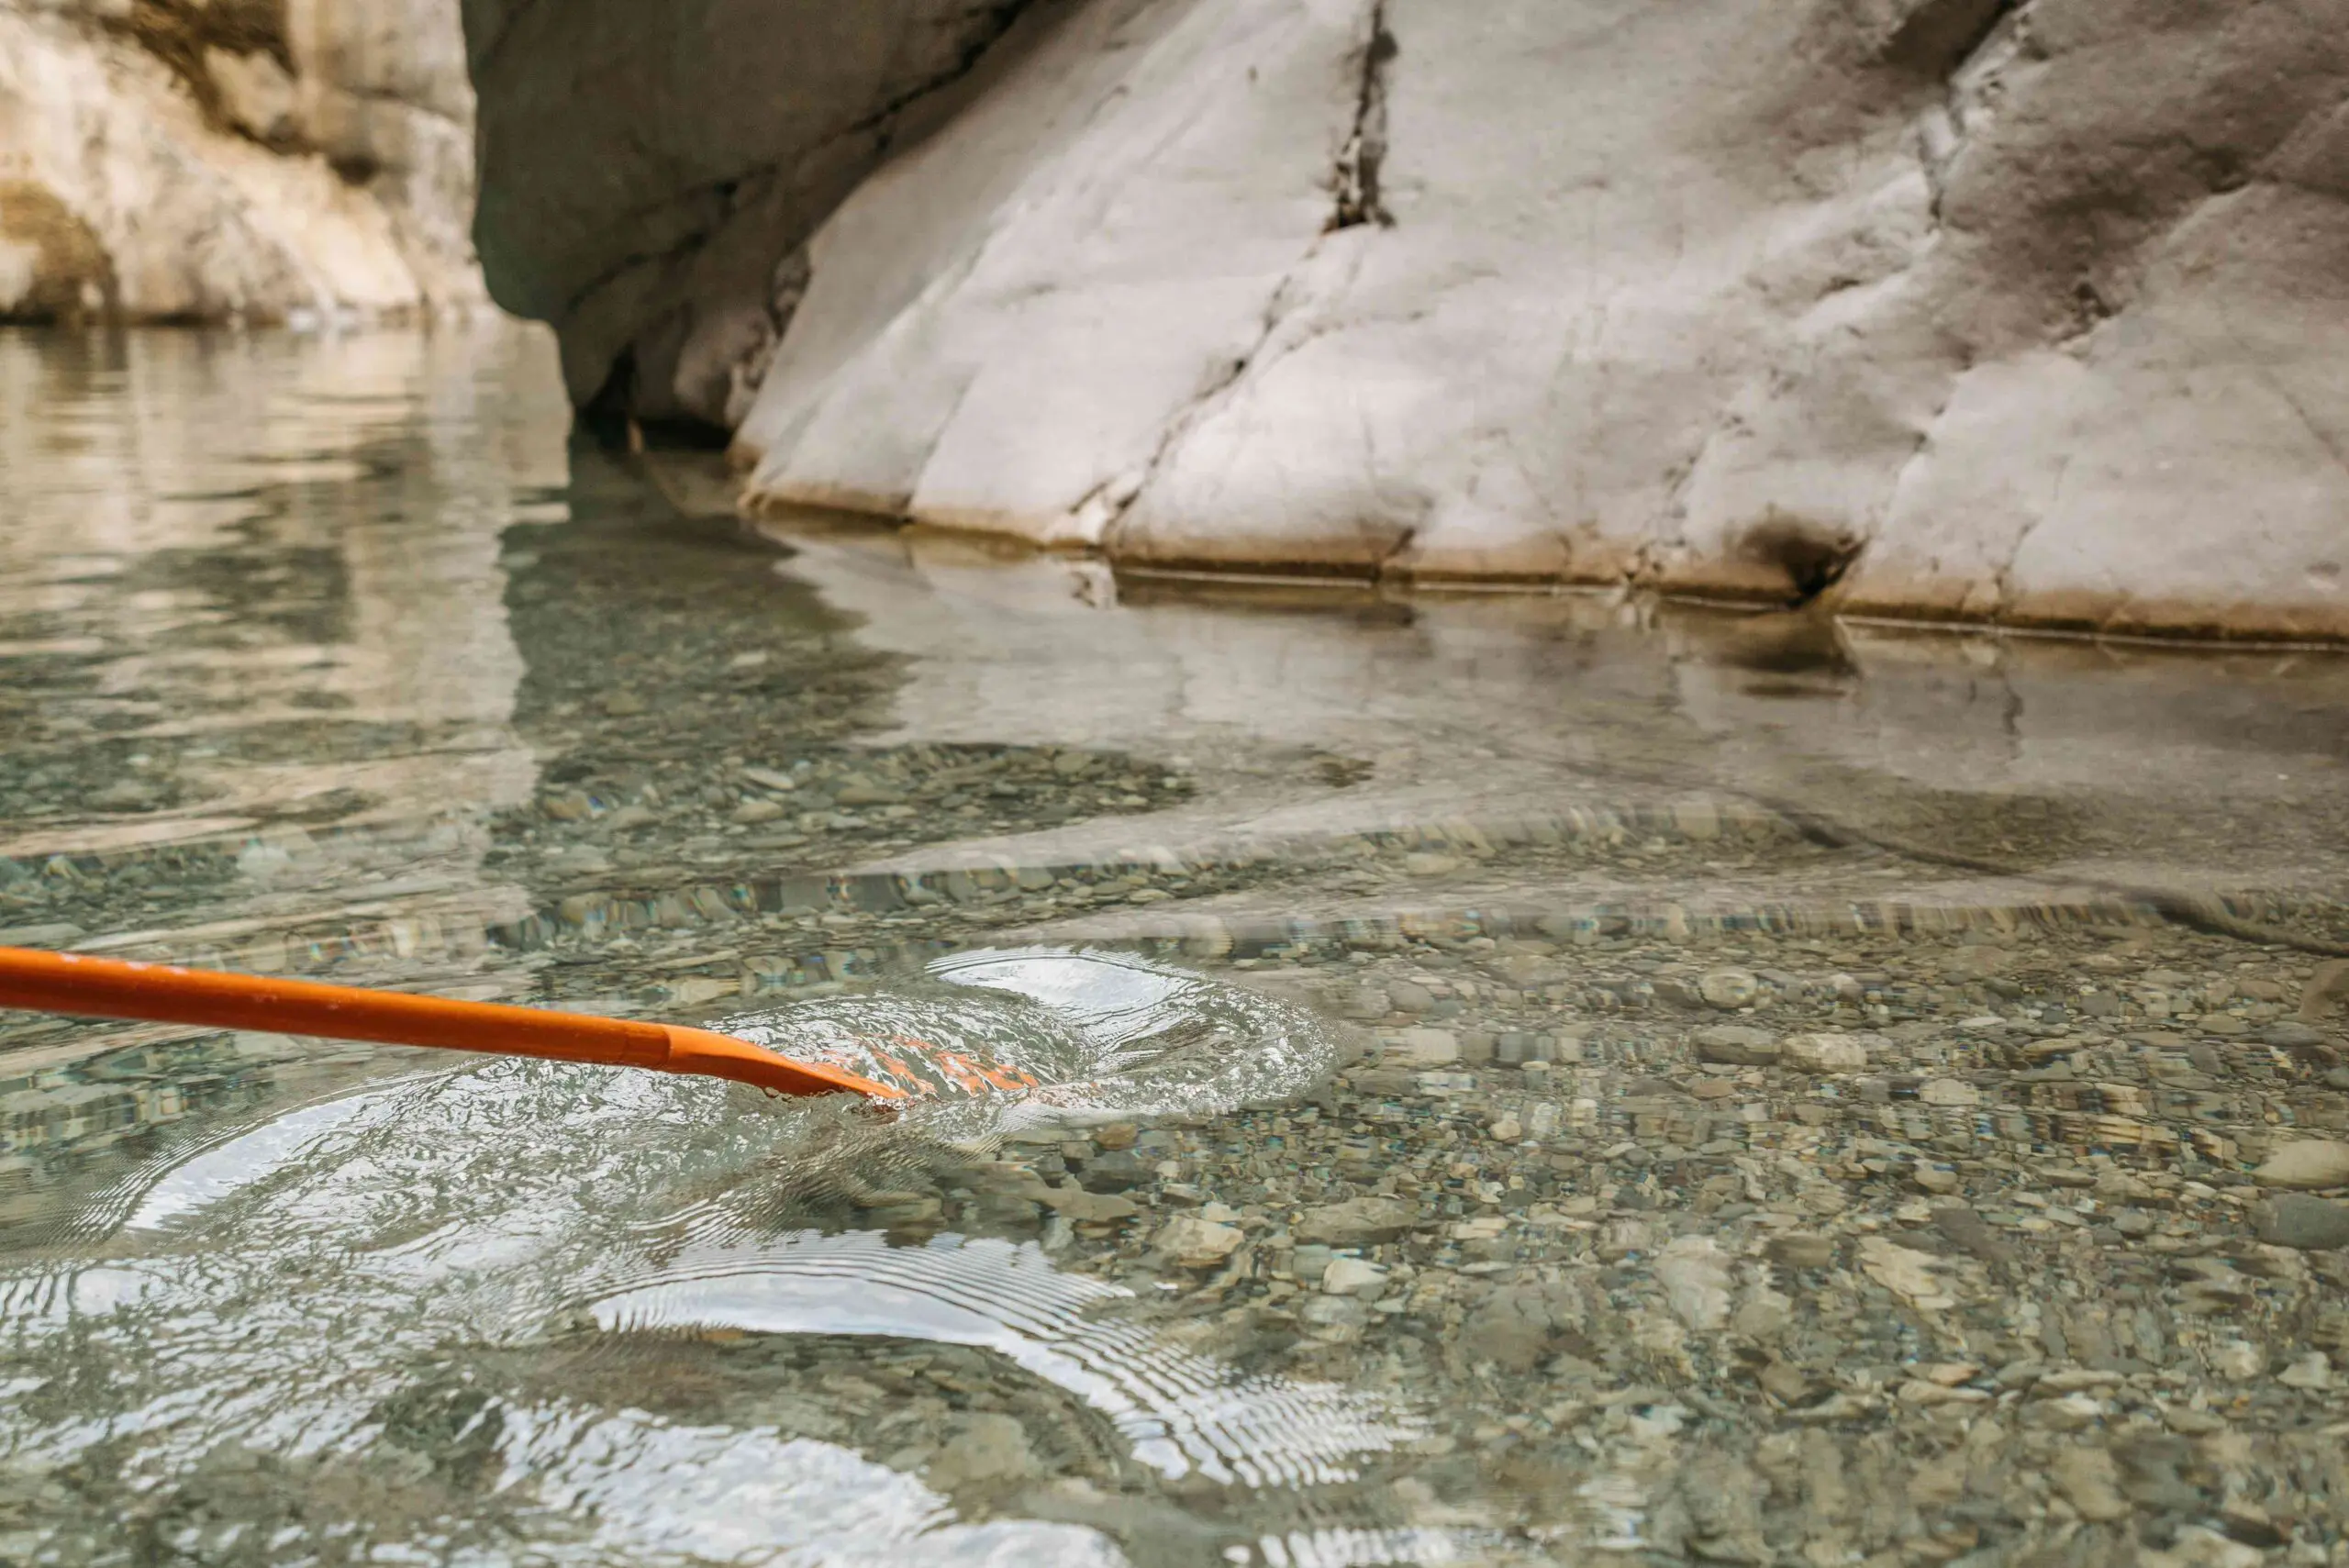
[468,0,2349,641]
[0,0,482,321]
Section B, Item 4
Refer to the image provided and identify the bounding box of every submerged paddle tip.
[658,1026,907,1102]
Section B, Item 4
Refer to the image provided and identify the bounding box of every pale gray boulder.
[730,0,1372,544]
[466,0,2349,637]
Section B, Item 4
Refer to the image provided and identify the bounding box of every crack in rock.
[1328,0,1396,231]
[723,247,815,429]
[1097,271,1317,552]
[1915,0,2030,217]
[1100,2,1401,554]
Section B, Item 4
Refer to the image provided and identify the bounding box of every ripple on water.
[0,951,1454,1564]
[720,947,1353,1134]
[587,1228,1416,1490]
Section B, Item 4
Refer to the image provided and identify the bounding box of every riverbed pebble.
[2253,1138,2349,1190]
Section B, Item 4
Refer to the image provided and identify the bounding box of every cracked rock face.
[477,0,2349,639]
[0,0,483,322]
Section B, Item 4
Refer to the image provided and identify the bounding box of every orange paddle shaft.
[0,945,902,1101]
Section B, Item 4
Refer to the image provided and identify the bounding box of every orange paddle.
[0,945,902,1101]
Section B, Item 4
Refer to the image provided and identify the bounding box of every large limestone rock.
[465,0,2349,639]
[0,0,481,323]
[734,0,1374,542]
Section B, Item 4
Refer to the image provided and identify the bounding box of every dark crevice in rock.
[577,348,642,448]
[1738,517,1865,606]
[328,152,384,188]
[722,247,815,428]
[1912,0,2029,221]
[1373,524,1420,581]
[582,245,812,447]
[1881,0,2022,83]
[1898,0,2029,205]
[2064,277,2114,339]
[576,350,734,453]
[1328,0,1397,232]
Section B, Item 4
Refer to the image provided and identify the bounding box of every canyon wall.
[0,0,480,321]
[478,0,2346,639]
[461,0,1054,422]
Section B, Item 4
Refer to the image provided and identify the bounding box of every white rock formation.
[707,0,2349,639]
[0,0,481,322]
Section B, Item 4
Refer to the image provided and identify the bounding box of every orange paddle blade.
[0,945,902,1101]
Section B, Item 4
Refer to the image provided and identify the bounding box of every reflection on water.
[4,324,2349,1564]
[0,1055,1421,1562]
[0,326,564,1248]
[0,327,547,862]
[589,1229,1415,1489]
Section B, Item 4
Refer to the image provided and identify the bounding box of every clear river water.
[3,323,2347,1567]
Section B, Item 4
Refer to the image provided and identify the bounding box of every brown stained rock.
[2301,961,2349,1022]
[3,0,480,323]
[1152,1213,1241,1266]
[1694,1025,1781,1066]
[2049,1446,2131,1523]
[1295,1195,1422,1247]
[1859,1236,1959,1310]
[1765,1233,1838,1270]
[925,1413,1039,1490]
[1040,1187,1137,1225]
[1783,1033,1871,1073]
[0,182,117,323]
[2252,1140,2349,1192]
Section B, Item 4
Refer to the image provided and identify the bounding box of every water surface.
[4,324,2348,1566]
